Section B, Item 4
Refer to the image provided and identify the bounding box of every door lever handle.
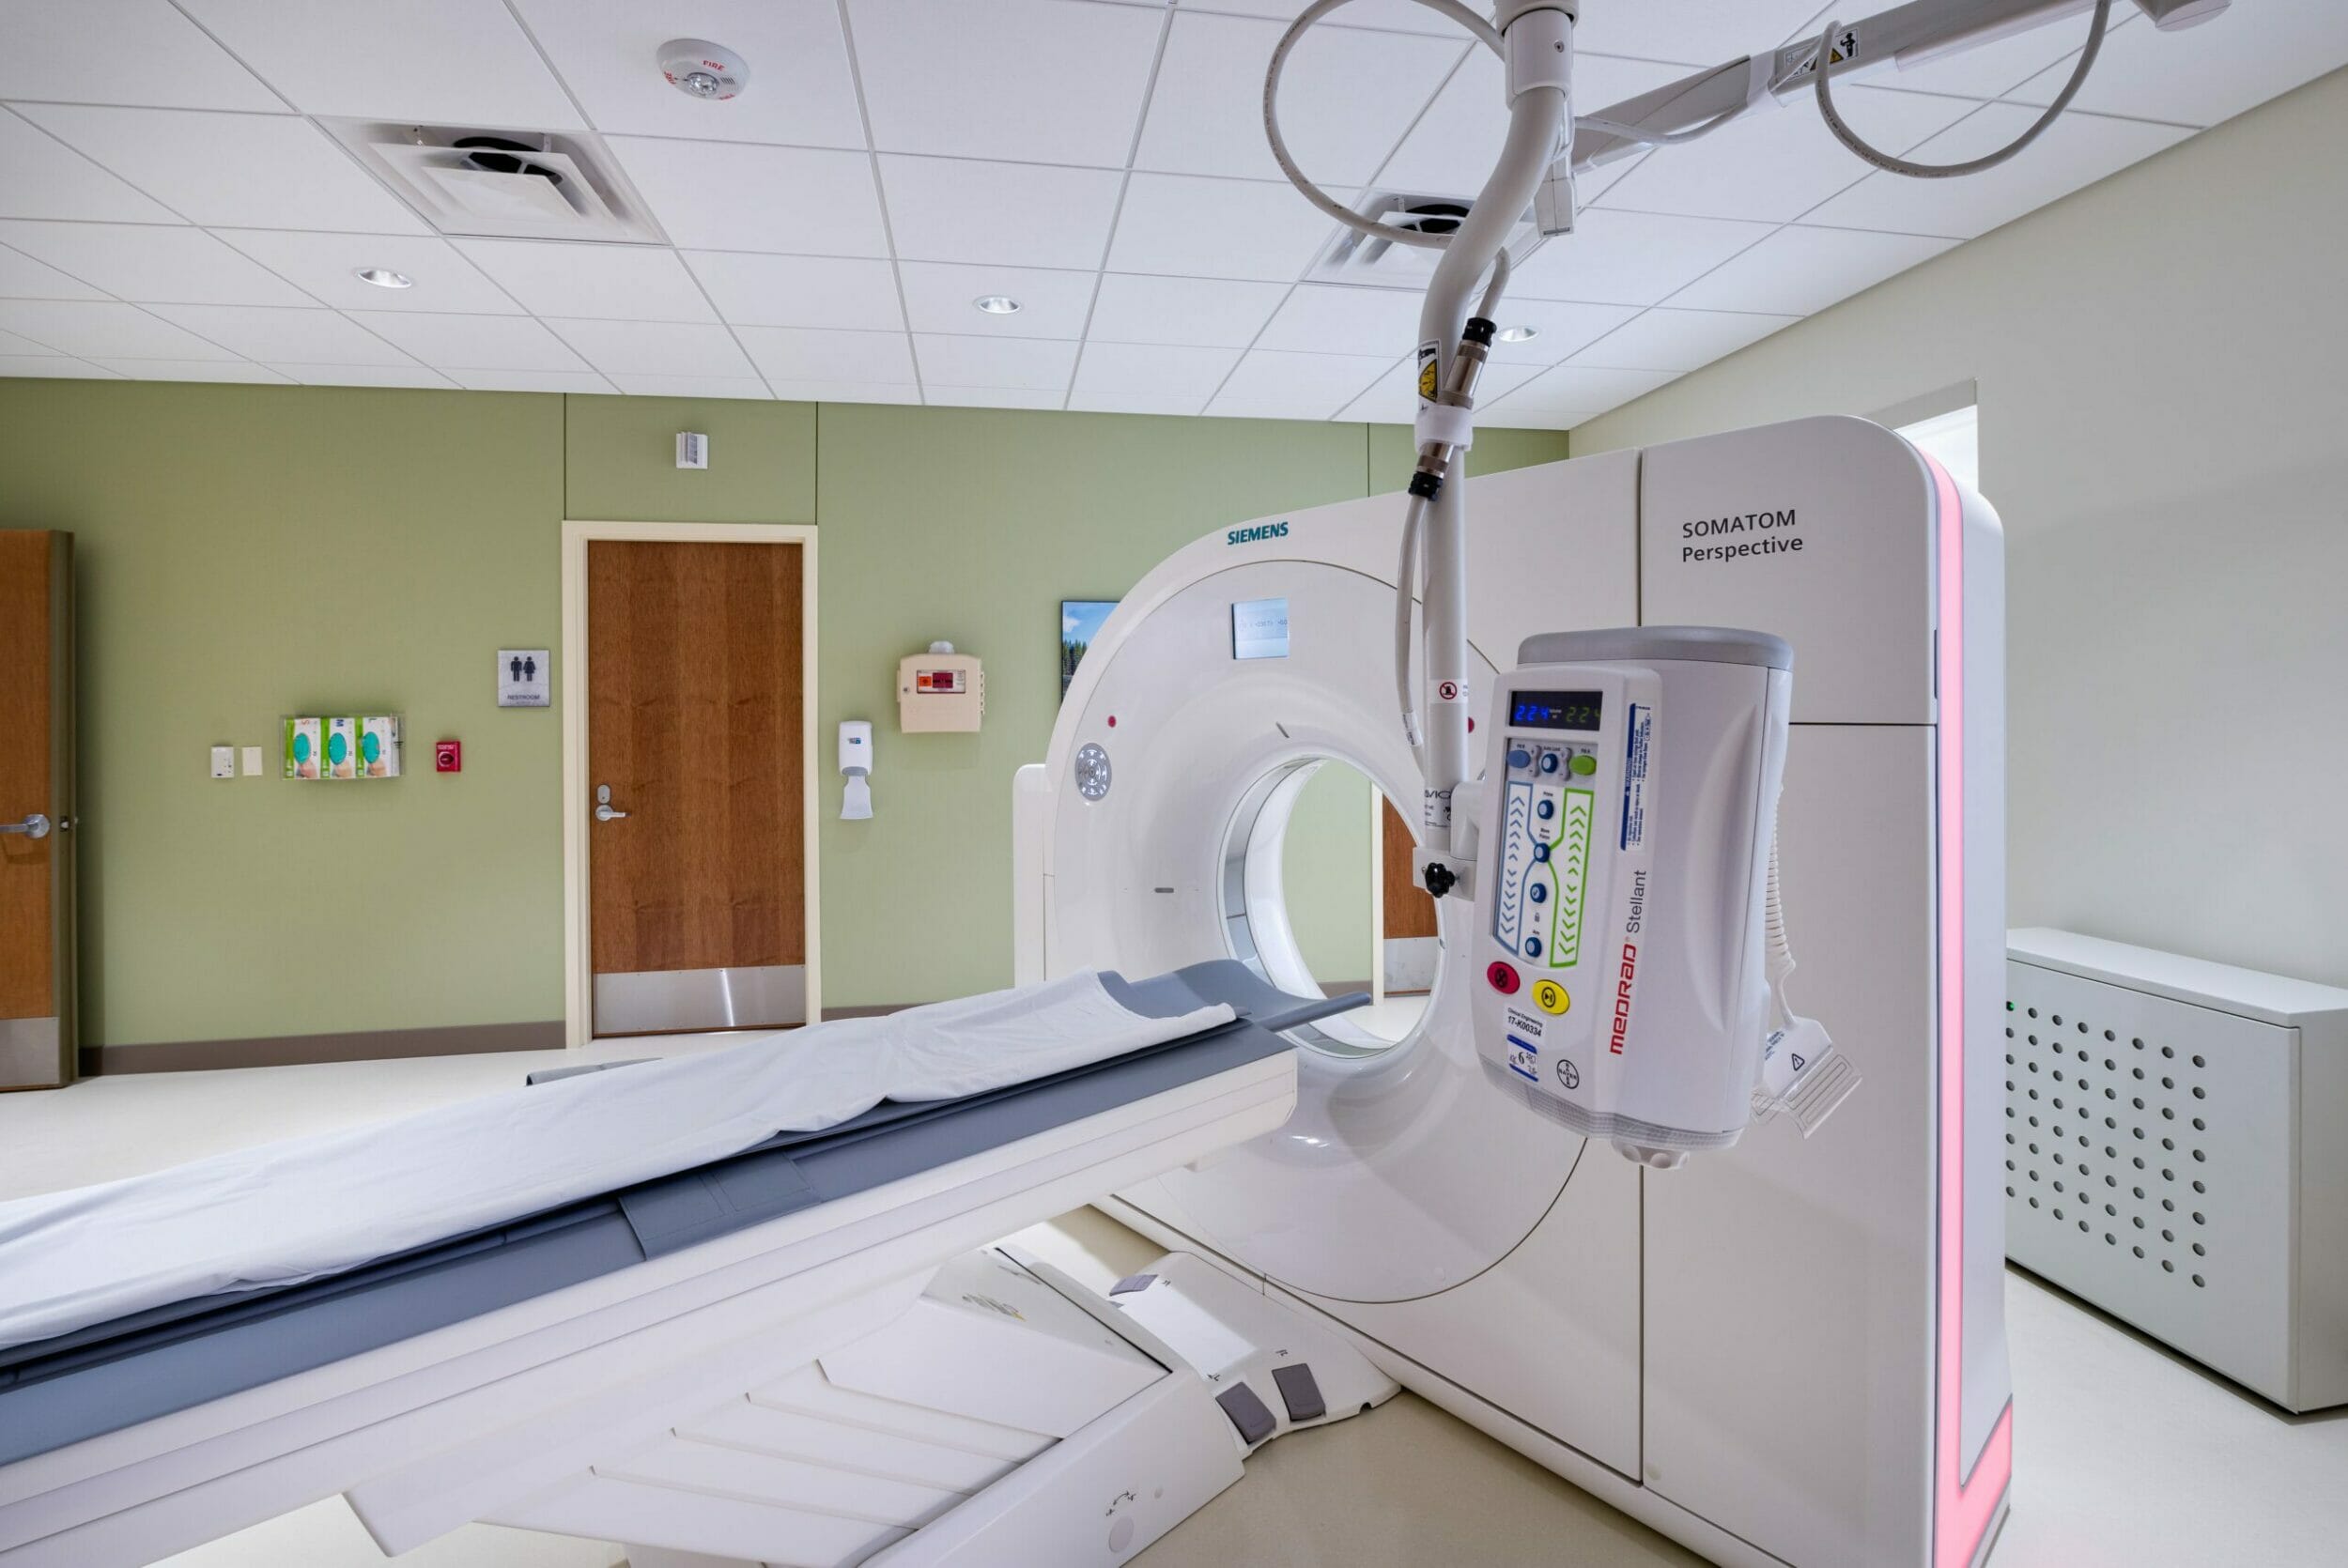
[594,786,629,823]
[0,813,51,839]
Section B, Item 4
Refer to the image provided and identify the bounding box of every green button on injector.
[1569,753,1597,776]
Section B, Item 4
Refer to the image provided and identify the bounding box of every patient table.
[0,962,1358,1568]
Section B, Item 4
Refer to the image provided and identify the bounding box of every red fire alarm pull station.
[435,740,462,773]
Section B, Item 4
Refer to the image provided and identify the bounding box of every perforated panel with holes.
[2005,956,2296,1404]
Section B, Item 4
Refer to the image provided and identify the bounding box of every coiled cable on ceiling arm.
[1811,0,2113,179]
[1264,0,1506,251]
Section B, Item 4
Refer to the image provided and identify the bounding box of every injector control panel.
[1471,627,1792,1167]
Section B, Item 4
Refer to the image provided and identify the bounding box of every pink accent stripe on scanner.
[1928,453,2013,1568]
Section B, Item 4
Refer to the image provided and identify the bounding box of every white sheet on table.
[0,973,1231,1353]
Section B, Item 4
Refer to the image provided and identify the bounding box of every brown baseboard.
[818,1003,910,1020]
[80,1020,567,1076]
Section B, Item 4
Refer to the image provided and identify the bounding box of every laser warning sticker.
[1416,339,1440,404]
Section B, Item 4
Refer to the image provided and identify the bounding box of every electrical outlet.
[209,746,236,779]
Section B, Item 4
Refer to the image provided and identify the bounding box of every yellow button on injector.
[1533,980,1570,1015]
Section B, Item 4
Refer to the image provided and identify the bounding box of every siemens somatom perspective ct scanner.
[1016,416,2011,1568]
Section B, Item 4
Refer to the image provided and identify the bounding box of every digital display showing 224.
[1509,689,1603,731]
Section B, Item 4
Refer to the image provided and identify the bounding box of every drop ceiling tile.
[1867,10,2137,101]
[1085,273,1287,347]
[1594,85,1976,223]
[736,325,915,384]
[895,262,1095,340]
[0,300,241,359]
[0,108,182,223]
[1481,298,1642,363]
[1068,390,1209,416]
[1571,1,1839,67]
[216,231,522,314]
[0,327,58,354]
[1138,11,1460,184]
[1479,405,1579,430]
[16,107,428,233]
[684,252,904,331]
[454,239,717,322]
[176,0,581,126]
[1198,0,1460,38]
[346,311,588,371]
[1338,355,1541,423]
[0,1,284,110]
[1203,396,1353,423]
[1667,223,1955,315]
[853,0,1164,166]
[2006,6,2348,127]
[510,0,865,148]
[1568,307,1797,373]
[270,363,458,388]
[546,318,756,377]
[766,379,921,407]
[604,374,771,399]
[1506,208,1774,304]
[881,156,1124,270]
[609,139,888,256]
[0,221,312,306]
[1109,173,1343,282]
[86,359,295,382]
[0,242,109,300]
[1073,341,1241,399]
[1805,104,2189,238]
[0,354,117,377]
[1498,362,1674,414]
[146,304,417,364]
[447,369,616,394]
[926,386,1068,409]
[1253,284,1423,356]
[1381,50,1694,198]
[914,333,1077,391]
[1215,347,1394,416]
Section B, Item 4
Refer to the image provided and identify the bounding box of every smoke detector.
[320,120,667,244]
[659,38,749,100]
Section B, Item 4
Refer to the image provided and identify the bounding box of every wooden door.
[0,530,74,1089]
[1380,798,1438,995]
[587,540,806,1035]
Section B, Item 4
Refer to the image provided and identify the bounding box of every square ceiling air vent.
[320,121,668,245]
[1307,190,1545,290]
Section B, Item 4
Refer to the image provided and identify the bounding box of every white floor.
[6,1050,2343,1568]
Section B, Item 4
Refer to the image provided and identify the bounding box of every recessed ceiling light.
[973,295,1022,315]
[1495,324,1538,343]
[356,268,413,289]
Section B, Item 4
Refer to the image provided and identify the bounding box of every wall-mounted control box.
[897,641,984,733]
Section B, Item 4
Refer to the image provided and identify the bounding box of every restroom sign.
[498,648,550,708]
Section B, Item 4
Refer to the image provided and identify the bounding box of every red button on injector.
[1486,961,1520,994]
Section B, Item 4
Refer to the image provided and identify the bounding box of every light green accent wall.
[1283,763,1377,987]
[0,382,566,1047]
[0,379,1566,1043]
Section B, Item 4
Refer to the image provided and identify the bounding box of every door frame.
[560,520,821,1049]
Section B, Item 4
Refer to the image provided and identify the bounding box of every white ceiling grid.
[0,0,2333,423]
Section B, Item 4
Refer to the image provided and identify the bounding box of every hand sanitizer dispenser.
[840,720,873,821]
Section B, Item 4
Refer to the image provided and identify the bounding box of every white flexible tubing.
[1418,79,1568,859]
[1395,492,1428,758]
[1264,0,1504,253]
[1813,0,2111,178]
[1765,830,1795,1030]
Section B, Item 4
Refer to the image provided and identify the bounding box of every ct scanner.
[1016,415,2012,1568]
